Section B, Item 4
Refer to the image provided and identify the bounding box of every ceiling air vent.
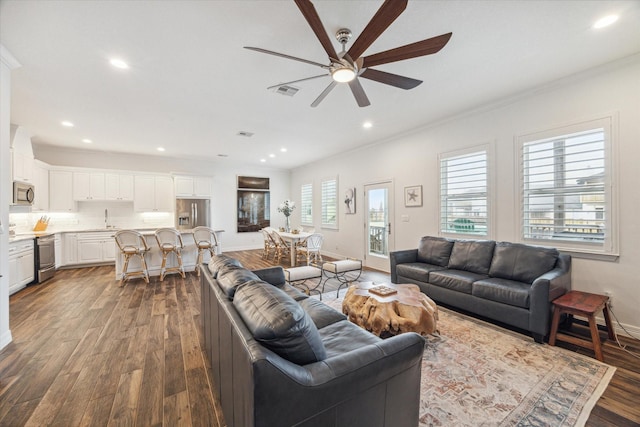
[274,85,299,97]
[237,131,254,138]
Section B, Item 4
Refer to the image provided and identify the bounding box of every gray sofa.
[200,255,426,427]
[390,237,571,343]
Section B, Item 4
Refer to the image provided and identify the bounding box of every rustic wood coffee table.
[342,282,438,337]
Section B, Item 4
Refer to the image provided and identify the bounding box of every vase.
[285,216,291,232]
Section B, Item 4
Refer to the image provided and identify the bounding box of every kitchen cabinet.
[174,175,212,198]
[55,234,62,269]
[76,232,116,264]
[8,239,35,295]
[11,150,34,183]
[32,160,49,212]
[49,170,76,212]
[134,175,174,212]
[105,173,134,201]
[73,172,105,201]
[63,233,78,265]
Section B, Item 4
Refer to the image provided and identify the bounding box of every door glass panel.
[368,188,388,257]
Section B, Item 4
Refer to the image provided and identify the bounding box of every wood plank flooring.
[1,249,639,426]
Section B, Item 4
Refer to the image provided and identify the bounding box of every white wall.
[291,55,640,334]
[1,45,21,351]
[32,147,291,251]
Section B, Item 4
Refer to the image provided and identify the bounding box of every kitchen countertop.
[9,228,224,243]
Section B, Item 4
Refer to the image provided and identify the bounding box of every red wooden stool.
[548,290,615,362]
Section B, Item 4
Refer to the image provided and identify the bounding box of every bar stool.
[154,228,186,281]
[193,226,219,276]
[114,230,150,286]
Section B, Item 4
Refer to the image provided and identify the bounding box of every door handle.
[388,222,391,235]
[194,203,198,225]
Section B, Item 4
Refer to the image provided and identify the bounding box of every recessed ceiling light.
[157,147,165,152]
[260,158,266,163]
[363,121,373,129]
[110,58,129,69]
[61,121,74,127]
[280,147,287,153]
[82,139,92,144]
[269,154,275,158]
[593,14,619,29]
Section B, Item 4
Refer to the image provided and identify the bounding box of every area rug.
[318,292,615,427]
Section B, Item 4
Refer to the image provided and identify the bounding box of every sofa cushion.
[208,255,242,278]
[278,283,309,302]
[472,278,531,308]
[448,240,496,275]
[217,268,261,299]
[317,320,381,359]
[396,263,446,283]
[299,298,347,329]
[234,281,327,365]
[489,242,559,284]
[416,236,454,267]
[429,269,488,294]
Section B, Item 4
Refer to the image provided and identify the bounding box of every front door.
[364,181,394,272]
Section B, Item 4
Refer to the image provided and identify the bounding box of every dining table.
[275,230,312,266]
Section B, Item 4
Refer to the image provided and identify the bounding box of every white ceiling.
[1,1,639,170]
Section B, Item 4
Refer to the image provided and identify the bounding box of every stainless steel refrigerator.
[175,199,211,230]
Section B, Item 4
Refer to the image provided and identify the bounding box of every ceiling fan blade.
[244,46,329,69]
[348,78,371,107]
[347,0,408,61]
[360,68,422,89]
[361,32,452,68]
[311,81,338,107]
[294,0,340,62]
[267,75,327,90]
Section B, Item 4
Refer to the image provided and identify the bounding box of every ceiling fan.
[245,0,452,108]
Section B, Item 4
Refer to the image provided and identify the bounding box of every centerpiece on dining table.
[277,199,295,232]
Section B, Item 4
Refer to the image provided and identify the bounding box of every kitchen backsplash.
[9,201,174,234]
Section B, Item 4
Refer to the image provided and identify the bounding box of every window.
[518,116,616,255]
[321,177,338,229]
[440,148,488,236]
[300,183,313,225]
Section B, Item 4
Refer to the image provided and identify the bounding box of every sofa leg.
[532,333,545,344]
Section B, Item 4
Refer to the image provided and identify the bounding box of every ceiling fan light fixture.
[331,67,356,83]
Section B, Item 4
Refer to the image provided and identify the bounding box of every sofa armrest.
[252,332,425,427]
[390,249,418,283]
[252,266,286,286]
[528,255,571,335]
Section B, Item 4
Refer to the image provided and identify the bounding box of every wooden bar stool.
[114,230,150,286]
[154,228,186,281]
[193,226,219,276]
[548,290,615,362]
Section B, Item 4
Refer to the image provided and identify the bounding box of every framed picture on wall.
[344,187,356,214]
[404,185,422,207]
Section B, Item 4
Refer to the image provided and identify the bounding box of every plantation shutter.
[321,177,338,229]
[300,183,313,225]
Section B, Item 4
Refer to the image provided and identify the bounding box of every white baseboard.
[596,313,640,339]
[0,330,12,351]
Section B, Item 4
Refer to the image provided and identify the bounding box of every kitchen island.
[114,229,224,280]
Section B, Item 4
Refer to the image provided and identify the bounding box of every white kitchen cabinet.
[105,173,134,201]
[49,170,76,212]
[11,150,34,183]
[64,233,78,265]
[134,175,174,212]
[73,172,105,201]
[77,232,116,264]
[8,239,35,295]
[32,160,49,212]
[55,234,62,269]
[174,175,212,198]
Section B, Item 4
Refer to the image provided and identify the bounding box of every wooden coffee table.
[342,282,438,337]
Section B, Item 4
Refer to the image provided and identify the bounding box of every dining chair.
[296,233,324,265]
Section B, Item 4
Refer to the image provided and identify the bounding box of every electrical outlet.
[604,291,613,310]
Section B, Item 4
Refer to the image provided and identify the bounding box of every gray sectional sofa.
[201,255,426,427]
[390,236,571,343]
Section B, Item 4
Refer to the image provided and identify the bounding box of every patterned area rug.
[319,292,615,427]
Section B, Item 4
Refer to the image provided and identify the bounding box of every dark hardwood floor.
[1,249,639,426]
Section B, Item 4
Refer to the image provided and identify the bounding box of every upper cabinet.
[105,173,134,201]
[73,172,105,201]
[134,175,174,212]
[10,125,35,183]
[49,170,76,212]
[32,160,49,212]
[174,175,212,198]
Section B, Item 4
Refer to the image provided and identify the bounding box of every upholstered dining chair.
[114,230,150,286]
[154,228,186,281]
[193,226,219,276]
[296,233,324,265]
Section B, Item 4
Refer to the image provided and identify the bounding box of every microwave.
[13,181,35,205]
